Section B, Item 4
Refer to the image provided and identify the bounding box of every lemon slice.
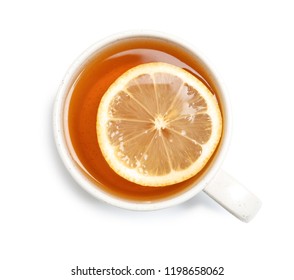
[97,62,222,186]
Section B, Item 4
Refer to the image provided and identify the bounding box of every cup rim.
[53,30,232,211]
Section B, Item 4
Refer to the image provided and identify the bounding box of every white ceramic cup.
[53,31,261,222]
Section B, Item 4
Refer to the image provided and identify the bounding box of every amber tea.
[66,36,223,202]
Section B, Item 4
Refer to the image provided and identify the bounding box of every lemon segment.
[97,62,222,186]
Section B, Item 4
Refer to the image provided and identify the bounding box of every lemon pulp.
[97,62,222,186]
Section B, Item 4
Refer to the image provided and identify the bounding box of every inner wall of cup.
[58,33,230,206]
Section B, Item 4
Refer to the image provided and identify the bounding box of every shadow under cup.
[54,33,230,210]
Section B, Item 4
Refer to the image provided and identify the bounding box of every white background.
[1,0,293,279]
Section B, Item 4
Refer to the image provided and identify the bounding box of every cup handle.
[203,170,262,222]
